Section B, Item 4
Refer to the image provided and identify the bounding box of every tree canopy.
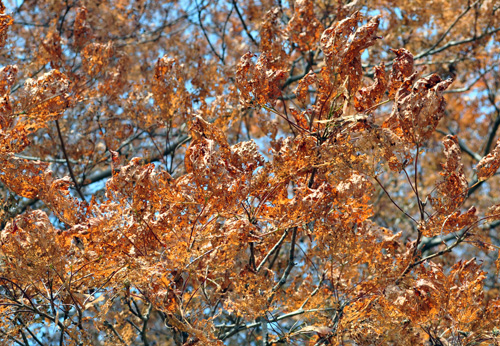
[0,0,499,345]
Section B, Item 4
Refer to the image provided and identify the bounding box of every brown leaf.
[236,51,287,107]
[476,138,500,181]
[354,63,387,111]
[429,135,468,214]
[388,48,414,98]
[320,12,381,95]
[385,74,452,144]
[73,7,93,48]
[0,5,12,49]
[287,0,324,52]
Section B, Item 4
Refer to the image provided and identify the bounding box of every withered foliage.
[0,1,499,345]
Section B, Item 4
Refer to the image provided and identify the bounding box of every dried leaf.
[0,4,12,49]
[236,51,287,107]
[388,48,414,98]
[287,0,324,52]
[429,136,468,214]
[385,74,452,144]
[320,12,381,95]
[73,7,93,48]
[476,138,500,181]
[354,63,387,111]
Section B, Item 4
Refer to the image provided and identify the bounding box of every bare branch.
[55,119,86,201]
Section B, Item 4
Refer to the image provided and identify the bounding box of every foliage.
[0,0,499,345]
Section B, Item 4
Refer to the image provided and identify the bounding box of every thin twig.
[195,0,225,64]
[269,227,298,301]
[104,321,129,346]
[256,229,289,272]
[232,0,258,47]
[218,307,337,340]
[372,176,417,223]
[414,0,479,60]
[55,119,85,200]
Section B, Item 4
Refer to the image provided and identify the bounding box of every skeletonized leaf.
[20,69,72,128]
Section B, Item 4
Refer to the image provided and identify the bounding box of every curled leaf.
[429,136,468,214]
[0,4,12,49]
[476,138,500,181]
[385,74,452,144]
[235,51,287,107]
[320,12,381,95]
[354,63,387,111]
[287,0,324,52]
[388,48,414,98]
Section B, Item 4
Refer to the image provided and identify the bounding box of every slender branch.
[14,154,79,164]
[218,307,337,340]
[418,228,467,253]
[256,229,289,272]
[372,176,417,223]
[16,317,44,346]
[398,214,500,281]
[299,271,326,310]
[232,0,258,47]
[269,226,298,301]
[415,26,500,60]
[104,321,129,346]
[125,318,141,333]
[261,104,311,134]
[195,0,225,64]
[414,0,479,60]
[55,119,85,200]
[220,6,234,61]
[413,144,425,221]
[481,77,500,157]
[17,328,29,346]
[410,228,469,267]
[444,63,499,94]
[363,26,500,76]
[0,328,25,346]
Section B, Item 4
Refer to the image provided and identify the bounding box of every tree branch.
[104,321,129,346]
[55,119,85,200]
[232,0,258,47]
[414,0,479,60]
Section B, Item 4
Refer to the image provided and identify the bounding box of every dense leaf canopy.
[0,0,499,345]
